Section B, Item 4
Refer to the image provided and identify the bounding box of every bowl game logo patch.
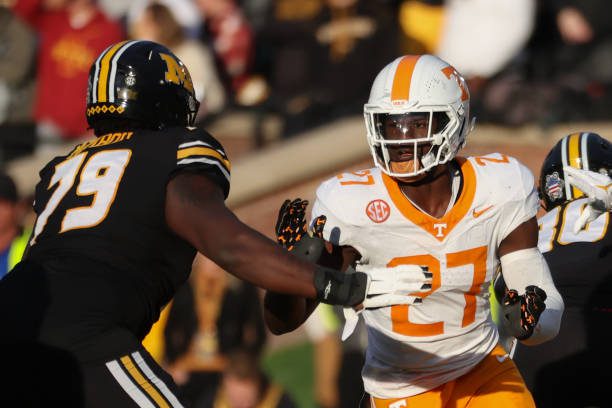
[366,199,390,223]
[545,171,563,201]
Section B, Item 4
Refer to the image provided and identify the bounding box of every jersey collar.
[382,157,477,241]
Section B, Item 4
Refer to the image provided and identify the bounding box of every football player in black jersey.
[0,41,427,407]
[496,132,612,407]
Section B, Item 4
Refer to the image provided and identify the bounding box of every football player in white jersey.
[264,54,564,408]
[495,132,612,407]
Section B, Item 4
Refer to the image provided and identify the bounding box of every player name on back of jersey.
[68,131,134,159]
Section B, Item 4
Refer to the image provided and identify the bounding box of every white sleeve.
[500,247,564,345]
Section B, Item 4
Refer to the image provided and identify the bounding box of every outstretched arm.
[166,172,318,298]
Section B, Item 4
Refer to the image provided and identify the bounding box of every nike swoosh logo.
[473,205,494,218]
[496,354,510,363]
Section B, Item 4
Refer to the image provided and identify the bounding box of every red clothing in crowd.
[13,0,124,139]
[206,5,253,93]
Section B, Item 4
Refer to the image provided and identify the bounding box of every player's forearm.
[209,223,318,298]
[167,175,371,306]
[501,247,564,344]
[520,292,564,345]
[166,173,318,298]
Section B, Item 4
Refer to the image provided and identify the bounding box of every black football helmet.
[539,132,612,211]
[86,40,199,131]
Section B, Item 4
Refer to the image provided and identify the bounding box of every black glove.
[501,285,547,340]
[275,198,365,306]
[275,198,326,263]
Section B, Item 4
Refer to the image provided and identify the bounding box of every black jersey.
[513,198,612,405]
[19,126,230,360]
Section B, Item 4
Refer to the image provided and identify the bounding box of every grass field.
[263,341,315,408]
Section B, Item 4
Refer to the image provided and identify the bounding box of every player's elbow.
[264,313,296,335]
[263,292,310,335]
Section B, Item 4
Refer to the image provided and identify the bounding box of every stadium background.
[2,0,612,406]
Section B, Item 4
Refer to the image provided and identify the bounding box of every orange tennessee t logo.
[473,205,494,218]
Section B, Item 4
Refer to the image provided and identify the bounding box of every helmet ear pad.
[86,41,200,132]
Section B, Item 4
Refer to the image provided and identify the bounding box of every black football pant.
[0,261,185,407]
[0,341,185,407]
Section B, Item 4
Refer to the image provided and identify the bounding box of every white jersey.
[311,154,539,398]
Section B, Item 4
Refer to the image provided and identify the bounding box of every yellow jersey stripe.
[97,41,130,103]
[177,147,231,170]
[568,132,582,198]
[120,355,170,408]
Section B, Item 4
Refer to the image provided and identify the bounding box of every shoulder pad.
[175,127,230,175]
[467,153,535,202]
[174,126,231,198]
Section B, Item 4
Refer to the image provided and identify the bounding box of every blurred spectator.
[197,348,297,408]
[307,304,368,408]
[333,309,368,408]
[127,0,203,40]
[542,0,612,122]
[196,0,255,102]
[399,0,540,126]
[253,0,322,139]
[96,0,132,21]
[467,0,612,126]
[238,0,272,32]
[0,7,37,163]
[194,349,296,408]
[429,0,536,124]
[0,173,31,279]
[436,0,535,87]
[398,0,444,54]
[130,1,226,121]
[311,0,396,113]
[259,0,397,137]
[164,254,267,406]
[11,0,124,142]
[303,304,342,408]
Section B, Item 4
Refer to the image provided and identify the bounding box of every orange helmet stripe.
[391,55,420,101]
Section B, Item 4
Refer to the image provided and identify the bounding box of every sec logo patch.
[366,199,390,223]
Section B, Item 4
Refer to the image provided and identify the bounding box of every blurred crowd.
[0,1,611,406]
[0,0,611,163]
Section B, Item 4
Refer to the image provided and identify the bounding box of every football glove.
[564,166,612,233]
[341,264,432,340]
[276,198,309,250]
[500,285,547,340]
[275,199,432,324]
[275,198,326,263]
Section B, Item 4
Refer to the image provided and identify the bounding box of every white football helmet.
[364,54,473,178]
